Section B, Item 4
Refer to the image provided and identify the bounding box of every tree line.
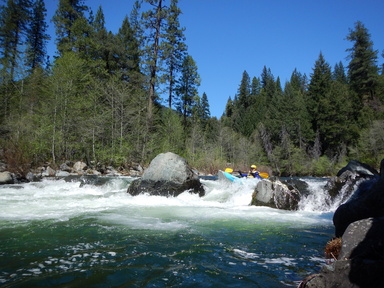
[0,0,383,176]
[223,21,384,175]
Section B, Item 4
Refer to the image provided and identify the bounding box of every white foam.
[0,177,333,227]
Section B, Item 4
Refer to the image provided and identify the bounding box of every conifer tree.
[192,91,210,129]
[346,21,378,101]
[231,70,255,136]
[250,76,261,99]
[0,0,31,121]
[53,0,88,55]
[25,0,49,71]
[249,76,264,124]
[130,0,144,48]
[89,6,109,73]
[175,54,200,128]
[200,92,211,121]
[317,80,359,154]
[0,0,31,80]
[261,66,275,94]
[162,0,186,109]
[333,61,347,84]
[237,70,251,109]
[116,15,141,82]
[307,52,332,133]
[224,96,234,118]
[265,76,284,142]
[283,70,312,148]
[142,0,167,124]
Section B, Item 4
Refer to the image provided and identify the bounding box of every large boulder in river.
[324,160,379,204]
[333,160,383,237]
[250,177,301,210]
[127,152,205,197]
[0,171,14,184]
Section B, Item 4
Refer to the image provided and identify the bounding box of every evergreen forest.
[1,0,384,176]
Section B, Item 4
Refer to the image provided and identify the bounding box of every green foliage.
[53,0,89,55]
[1,2,384,177]
[355,120,384,168]
[175,54,200,128]
[25,0,50,70]
[307,52,332,134]
[311,155,334,176]
[156,108,184,155]
[347,21,379,101]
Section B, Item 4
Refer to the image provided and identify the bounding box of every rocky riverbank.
[0,160,145,184]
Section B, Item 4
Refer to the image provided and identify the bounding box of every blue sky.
[45,0,384,118]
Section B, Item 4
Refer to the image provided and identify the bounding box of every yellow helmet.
[251,165,257,169]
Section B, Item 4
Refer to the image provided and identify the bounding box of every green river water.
[0,176,335,287]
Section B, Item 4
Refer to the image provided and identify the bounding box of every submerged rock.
[127,152,205,197]
[250,177,301,210]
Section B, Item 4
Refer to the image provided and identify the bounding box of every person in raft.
[247,165,259,178]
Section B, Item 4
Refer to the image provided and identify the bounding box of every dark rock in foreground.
[127,152,205,197]
[333,160,382,238]
[300,217,384,288]
[299,159,384,288]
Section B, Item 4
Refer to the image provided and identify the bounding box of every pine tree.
[224,96,234,118]
[333,61,347,84]
[283,70,313,148]
[237,70,251,109]
[261,66,275,94]
[53,0,88,55]
[265,76,284,142]
[115,15,141,82]
[200,92,211,121]
[162,0,186,109]
[25,0,49,71]
[89,6,110,76]
[307,52,332,132]
[346,21,378,101]
[0,0,31,80]
[250,76,261,99]
[142,0,167,124]
[193,92,210,129]
[317,81,359,154]
[0,0,31,121]
[130,0,144,48]
[231,70,256,136]
[175,54,200,128]
[249,76,265,124]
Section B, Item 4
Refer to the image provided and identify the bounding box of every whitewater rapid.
[0,176,334,226]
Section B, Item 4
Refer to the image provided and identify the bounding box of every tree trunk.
[147,0,163,126]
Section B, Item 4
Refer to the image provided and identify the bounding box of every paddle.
[258,172,269,178]
[224,168,269,179]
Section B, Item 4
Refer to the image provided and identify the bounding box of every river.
[0,175,338,287]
